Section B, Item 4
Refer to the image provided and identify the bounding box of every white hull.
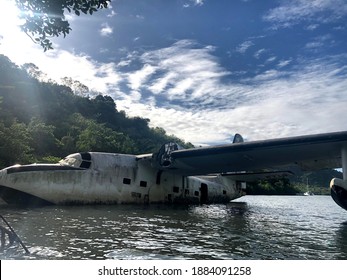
[0,152,243,206]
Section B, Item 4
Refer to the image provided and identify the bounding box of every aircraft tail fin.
[233,133,244,143]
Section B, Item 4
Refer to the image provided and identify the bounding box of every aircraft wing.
[152,131,347,176]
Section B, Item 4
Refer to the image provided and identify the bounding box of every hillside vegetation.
[0,54,192,168]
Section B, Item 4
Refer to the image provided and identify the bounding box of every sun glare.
[0,1,23,34]
[0,0,41,62]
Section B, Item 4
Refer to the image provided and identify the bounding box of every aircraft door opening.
[200,183,208,204]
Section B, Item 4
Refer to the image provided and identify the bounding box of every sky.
[0,0,347,145]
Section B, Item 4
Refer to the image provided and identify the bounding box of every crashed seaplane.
[0,131,347,211]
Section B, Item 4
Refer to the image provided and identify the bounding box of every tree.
[61,77,90,96]
[16,0,111,51]
[0,54,194,161]
[91,95,117,123]
[28,118,60,157]
[0,121,34,168]
[76,118,136,154]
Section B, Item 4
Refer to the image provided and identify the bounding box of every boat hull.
[0,165,242,206]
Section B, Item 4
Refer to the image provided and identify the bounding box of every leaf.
[16,0,112,51]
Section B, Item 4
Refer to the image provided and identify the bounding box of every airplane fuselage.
[0,152,244,206]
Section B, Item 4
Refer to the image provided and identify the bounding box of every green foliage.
[28,117,61,156]
[290,169,343,188]
[0,121,34,167]
[246,177,300,195]
[39,156,61,164]
[0,55,192,169]
[15,0,111,51]
[245,170,342,195]
[74,115,136,153]
[292,183,330,195]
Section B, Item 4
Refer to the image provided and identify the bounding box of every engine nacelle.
[152,142,182,168]
[330,178,347,211]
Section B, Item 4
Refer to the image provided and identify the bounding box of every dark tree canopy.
[15,0,111,51]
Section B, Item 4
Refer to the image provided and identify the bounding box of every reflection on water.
[1,196,347,260]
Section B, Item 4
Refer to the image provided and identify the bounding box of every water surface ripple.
[1,195,347,259]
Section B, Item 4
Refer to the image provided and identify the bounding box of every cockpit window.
[80,160,91,168]
[59,153,92,169]
[59,156,81,168]
[80,152,92,168]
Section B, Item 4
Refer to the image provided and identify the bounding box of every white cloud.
[306,24,319,31]
[305,34,333,50]
[114,41,347,144]
[184,0,205,7]
[107,9,117,18]
[194,0,205,6]
[64,14,77,22]
[254,48,266,59]
[265,56,277,64]
[127,64,157,91]
[135,14,145,20]
[99,23,113,36]
[277,59,292,68]
[264,0,347,28]
[236,40,254,53]
[117,56,347,144]
[305,41,324,49]
[149,72,177,94]
[136,40,231,105]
